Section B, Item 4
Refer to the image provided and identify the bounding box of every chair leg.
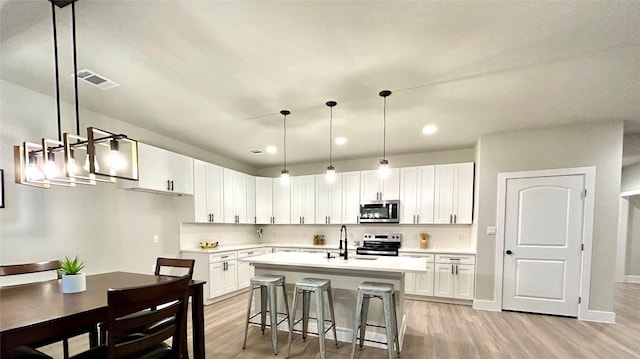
[359,296,370,349]
[391,293,400,357]
[326,287,338,348]
[315,289,326,359]
[383,293,394,359]
[302,291,310,341]
[261,285,268,334]
[286,288,300,359]
[269,283,279,355]
[63,339,69,359]
[350,291,364,359]
[242,285,255,349]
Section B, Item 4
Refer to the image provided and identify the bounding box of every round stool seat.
[250,274,285,285]
[295,278,331,291]
[357,282,394,295]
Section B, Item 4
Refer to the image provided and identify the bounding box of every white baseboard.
[472,299,501,311]
[625,275,640,283]
[580,310,616,324]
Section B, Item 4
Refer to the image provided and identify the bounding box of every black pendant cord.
[382,95,387,161]
[329,106,333,167]
[72,2,80,136]
[51,1,62,142]
[283,113,287,170]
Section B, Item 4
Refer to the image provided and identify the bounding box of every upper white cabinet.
[122,143,193,195]
[246,175,256,224]
[315,174,343,224]
[255,177,274,224]
[434,162,474,224]
[341,171,361,224]
[192,160,223,223]
[360,169,400,201]
[290,176,315,224]
[400,166,435,224]
[223,169,248,223]
[272,178,291,224]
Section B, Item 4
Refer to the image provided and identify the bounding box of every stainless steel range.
[356,233,402,257]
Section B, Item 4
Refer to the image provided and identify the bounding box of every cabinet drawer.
[261,248,273,254]
[435,254,475,264]
[209,251,238,263]
[237,249,261,258]
[400,253,435,262]
[274,248,300,253]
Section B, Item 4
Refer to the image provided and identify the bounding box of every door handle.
[451,265,454,275]
[455,264,458,275]
[328,216,330,224]
[167,180,171,191]
[454,214,457,223]
[506,250,513,255]
[449,214,452,224]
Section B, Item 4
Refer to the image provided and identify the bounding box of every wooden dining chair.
[154,258,195,278]
[0,261,61,359]
[70,276,191,359]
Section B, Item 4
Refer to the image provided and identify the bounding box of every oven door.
[359,200,400,223]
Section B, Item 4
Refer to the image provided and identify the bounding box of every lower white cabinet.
[400,253,434,296]
[237,248,265,289]
[433,254,475,300]
[273,248,300,253]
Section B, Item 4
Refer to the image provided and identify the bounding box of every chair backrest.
[106,275,190,359]
[0,260,62,279]
[155,257,195,278]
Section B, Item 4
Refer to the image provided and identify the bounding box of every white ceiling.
[2,1,639,168]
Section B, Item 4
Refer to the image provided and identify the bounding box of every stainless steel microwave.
[359,200,400,223]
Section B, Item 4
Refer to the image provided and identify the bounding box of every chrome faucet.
[340,225,348,260]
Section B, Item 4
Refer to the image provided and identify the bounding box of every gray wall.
[0,80,254,273]
[475,121,623,312]
[626,196,640,277]
[621,163,640,193]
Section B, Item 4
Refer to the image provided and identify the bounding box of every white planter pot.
[62,273,86,293]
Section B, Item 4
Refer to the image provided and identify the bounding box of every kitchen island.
[241,252,428,349]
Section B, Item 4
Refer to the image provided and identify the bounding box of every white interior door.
[502,175,584,317]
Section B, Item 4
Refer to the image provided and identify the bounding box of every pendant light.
[378,90,392,179]
[280,110,291,185]
[325,101,337,184]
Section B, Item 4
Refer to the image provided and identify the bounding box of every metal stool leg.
[302,290,311,341]
[242,284,255,349]
[315,288,326,359]
[261,285,268,334]
[326,287,338,348]
[286,287,300,359]
[350,290,364,359]
[282,282,292,330]
[269,282,279,355]
[359,296,370,349]
[382,293,394,359]
[391,292,400,357]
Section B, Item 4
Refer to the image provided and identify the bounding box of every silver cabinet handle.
[449,214,452,224]
[416,214,419,223]
[451,265,454,275]
[167,180,171,191]
[454,214,457,224]
[247,251,254,255]
[328,216,331,224]
[455,264,459,275]
[222,255,229,259]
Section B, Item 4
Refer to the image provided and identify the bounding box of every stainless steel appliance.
[356,233,402,257]
[359,200,400,224]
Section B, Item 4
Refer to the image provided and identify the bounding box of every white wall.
[475,120,623,312]
[625,196,640,278]
[0,80,254,274]
[621,163,640,194]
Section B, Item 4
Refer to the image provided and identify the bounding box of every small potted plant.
[60,255,86,293]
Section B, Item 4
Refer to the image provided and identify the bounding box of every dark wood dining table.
[0,271,206,358]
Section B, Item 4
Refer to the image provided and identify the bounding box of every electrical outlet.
[487,226,497,235]
[153,234,159,243]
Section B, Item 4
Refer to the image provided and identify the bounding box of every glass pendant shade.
[379,159,390,179]
[326,165,336,184]
[280,169,290,185]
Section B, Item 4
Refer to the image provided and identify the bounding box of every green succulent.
[60,255,85,275]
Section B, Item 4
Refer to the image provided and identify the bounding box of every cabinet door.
[272,178,291,224]
[315,175,331,224]
[207,163,224,223]
[400,167,419,224]
[168,151,194,195]
[416,263,435,296]
[193,160,209,223]
[328,175,342,224]
[255,177,273,224]
[360,170,381,201]
[453,163,474,224]
[209,262,224,298]
[234,172,247,223]
[290,176,305,224]
[223,261,238,294]
[342,171,361,224]
[453,264,475,300]
[302,175,315,224]
[381,168,400,200]
[417,166,435,224]
[132,143,169,191]
[434,164,456,224]
[404,271,416,295]
[434,264,454,298]
[223,169,236,223]
[246,175,256,224]
[237,260,252,289]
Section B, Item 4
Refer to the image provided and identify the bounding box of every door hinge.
[581,189,587,198]
[578,296,582,304]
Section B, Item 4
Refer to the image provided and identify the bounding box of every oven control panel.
[362,233,402,242]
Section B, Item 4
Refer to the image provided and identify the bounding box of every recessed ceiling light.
[249,149,264,155]
[335,137,347,145]
[265,146,277,154]
[422,125,438,135]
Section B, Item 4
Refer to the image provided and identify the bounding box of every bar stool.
[242,274,291,355]
[350,282,400,359]
[286,278,338,359]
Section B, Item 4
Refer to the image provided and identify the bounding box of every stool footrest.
[247,311,290,328]
[291,317,337,335]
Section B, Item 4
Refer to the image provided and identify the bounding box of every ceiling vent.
[71,68,119,90]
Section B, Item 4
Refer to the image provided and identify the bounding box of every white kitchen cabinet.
[434,162,474,224]
[182,250,239,304]
[272,178,291,224]
[192,160,224,223]
[246,175,256,224]
[433,254,475,300]
[237,248,262,288]
[360,169,400,201]
[400,166,435,224]
[255,177,273,224]
[400,253,434,296]
[223,169,248,223]
[209,262,225,298]
[315,174,343,224]
[341,171,361,224]
[122,143,194,195]
[273,248,300,253]
[290,175,315,224]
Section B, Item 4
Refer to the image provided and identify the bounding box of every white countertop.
[241,252,428,273]
[181,243,475,255]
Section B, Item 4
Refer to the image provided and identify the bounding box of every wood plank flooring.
[40,283,640,358]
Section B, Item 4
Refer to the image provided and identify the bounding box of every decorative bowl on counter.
[200,241,219,249]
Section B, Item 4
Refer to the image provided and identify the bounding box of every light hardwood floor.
[42,283,640,358]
